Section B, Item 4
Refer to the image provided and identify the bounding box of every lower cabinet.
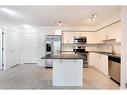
[89,52,108,76]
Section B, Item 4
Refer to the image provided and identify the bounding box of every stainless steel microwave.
[74,36,87,44]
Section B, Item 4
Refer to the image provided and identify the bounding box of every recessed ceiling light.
[21,24,31,28]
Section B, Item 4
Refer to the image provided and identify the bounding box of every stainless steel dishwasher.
[108,56,121,84]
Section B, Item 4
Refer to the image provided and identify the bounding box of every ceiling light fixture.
[92,14,97,18]
[56,21,65,26]
[91,13,97,22]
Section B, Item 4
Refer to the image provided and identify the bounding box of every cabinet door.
[99,54,108,76]
[81,32,97,44]
[89,53,108,76]
[115,21,121,43]
[106,24,116,40]
[96,29,105,43]
[62,32,74,44]
[88,52,95,66]
[88,52,99,67]
[86,32,97,44]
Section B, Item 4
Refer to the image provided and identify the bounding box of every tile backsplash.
[62,40,121,54]
[97,40,121,54]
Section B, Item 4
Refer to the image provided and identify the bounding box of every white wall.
[121,7,127,89]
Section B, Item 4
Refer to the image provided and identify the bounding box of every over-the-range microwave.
[74,36,87,44]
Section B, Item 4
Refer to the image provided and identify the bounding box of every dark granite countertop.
[88,51,121,59]
[41,54,85,59]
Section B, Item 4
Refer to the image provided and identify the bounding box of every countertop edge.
[88,51,121,59]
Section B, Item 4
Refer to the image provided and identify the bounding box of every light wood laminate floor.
[0,64,119,89]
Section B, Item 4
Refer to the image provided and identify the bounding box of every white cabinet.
[96,23,116,43]
[89,52,98,67]
[96,29,105,43]
[115,21,121,43]
[105,24,116,40]
[62,32,74,44]
[62,32,97,44]
[89,52,108,76]
[97,54,108,76]
[75,32,97,44]
[83,32,97,44]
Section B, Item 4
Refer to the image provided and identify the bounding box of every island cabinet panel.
[53,59,83,86]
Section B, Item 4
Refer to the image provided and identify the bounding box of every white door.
[4,29,20,69]
[0,28,3,70]
[22,33,37,63]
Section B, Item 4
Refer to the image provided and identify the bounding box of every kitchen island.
[41,54,84,86]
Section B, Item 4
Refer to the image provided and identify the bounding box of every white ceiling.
[0,6,121,27]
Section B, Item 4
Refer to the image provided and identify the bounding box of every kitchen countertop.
[41,54,85,59]
[89,51,121,59]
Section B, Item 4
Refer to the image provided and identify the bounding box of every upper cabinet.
[96,29,105,43]
[104,24,116,40]
[62,21,121,44]
[97,23,116,42]
[62,32,74,44]
[74,32,97,44]
[96,21,121,43]
[115,21,121,43]
[62,32,97,44]
[85,32,97,44]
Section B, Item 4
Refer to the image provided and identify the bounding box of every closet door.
[4,29,20,69]
[0,28,3,70]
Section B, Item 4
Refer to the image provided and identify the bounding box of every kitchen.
[0,6,125,89]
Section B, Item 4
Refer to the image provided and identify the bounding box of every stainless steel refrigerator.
[45,35,61,68]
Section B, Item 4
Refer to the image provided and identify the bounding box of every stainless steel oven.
[73,46,88,68]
